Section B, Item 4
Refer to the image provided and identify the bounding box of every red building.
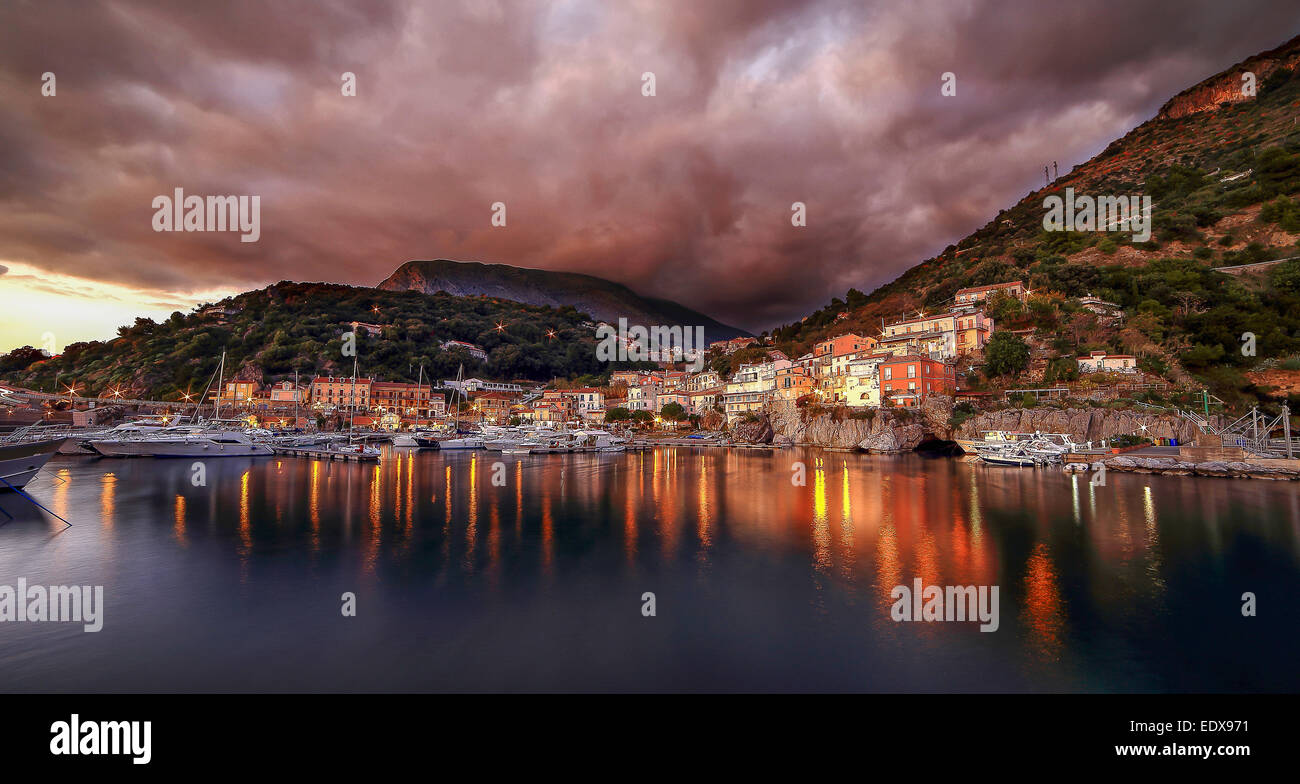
[879,355,955,407]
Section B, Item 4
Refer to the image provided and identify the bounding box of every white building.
[442,377,523,394]
[1076,351,1137,373]
[440,340,488,361]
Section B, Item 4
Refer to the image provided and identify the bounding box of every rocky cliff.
[955,407,1203,445]
[738,397,1207,452]
[761,397,953,452]
[1157,36,1300,119]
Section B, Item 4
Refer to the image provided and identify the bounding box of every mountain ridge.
[377,259,750,344]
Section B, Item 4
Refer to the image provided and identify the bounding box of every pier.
[271,446,379,462]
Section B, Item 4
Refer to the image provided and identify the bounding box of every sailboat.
[328,354,381,459]
[436,364,482,449]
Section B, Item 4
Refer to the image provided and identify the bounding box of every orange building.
[878,355,955,407]
[473,390,519,424]
[309,376,371,411]
[371,381,445,418]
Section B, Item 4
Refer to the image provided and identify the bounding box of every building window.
[907,365,916,378]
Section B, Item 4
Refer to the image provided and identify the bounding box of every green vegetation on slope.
[1,281,653,400]
[764,58,1300,405]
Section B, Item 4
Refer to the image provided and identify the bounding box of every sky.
[2,0,1299,352]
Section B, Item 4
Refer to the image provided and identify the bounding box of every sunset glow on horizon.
[0,261,238,353]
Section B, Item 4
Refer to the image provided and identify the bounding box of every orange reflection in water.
[811,462,831,574]
[53,467,70,521]
[99,472,116,527]
[174,494,186,544]
[1022,542,1065,661]
[308,460,321,553]
[365,463,381,572]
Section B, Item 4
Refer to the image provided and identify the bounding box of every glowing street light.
[494,322,507,333]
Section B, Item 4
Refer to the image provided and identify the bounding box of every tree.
[660,402,686,421]
[0,346,49,374]
[604,406,631,423]
[984,332,1030,377]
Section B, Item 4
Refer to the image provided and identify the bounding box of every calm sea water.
[1,446,1297,692]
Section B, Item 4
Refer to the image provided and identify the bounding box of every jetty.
[272,445,379,462]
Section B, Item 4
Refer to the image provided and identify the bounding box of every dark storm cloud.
[0,0,1297,331]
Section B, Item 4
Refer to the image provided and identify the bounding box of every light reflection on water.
[0,446,1297,693]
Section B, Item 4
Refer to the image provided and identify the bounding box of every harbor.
[2,442,1297,693]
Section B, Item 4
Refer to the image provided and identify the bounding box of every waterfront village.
[10,280,1143,433]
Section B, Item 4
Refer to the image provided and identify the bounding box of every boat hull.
[0,438,65,491]
[89,440,273,458]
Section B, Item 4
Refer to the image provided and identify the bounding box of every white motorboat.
[978,449,1039,467]
[88,428,273,458]
[500,446,531,455]
[571,429,628,451]
[955,430,1034,454]
[328,441,381,459]
[1023,433,1078,461]
[0,437,66,490]
[391,434,419,447]
[438,436,483,450]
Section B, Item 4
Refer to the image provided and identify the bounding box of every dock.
[272,446,380,462]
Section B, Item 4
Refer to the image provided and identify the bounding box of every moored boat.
[88,428,273,458]
[955,430,1034,454]
[0,438,66,491]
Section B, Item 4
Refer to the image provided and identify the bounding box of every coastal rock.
[731,414,774,444]
[1103,456,1300,480]
[858,430,900,452]
[958,407,1204,445]
[699,409,725,431]
[766,400,935,450]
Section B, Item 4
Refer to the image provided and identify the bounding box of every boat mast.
[348,355,358,443]
[416,363,424,426]
[453,363,463,433]
[215,350,226,422]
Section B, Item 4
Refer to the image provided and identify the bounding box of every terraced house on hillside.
[878,355,955,407]
[877,311,994,359]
